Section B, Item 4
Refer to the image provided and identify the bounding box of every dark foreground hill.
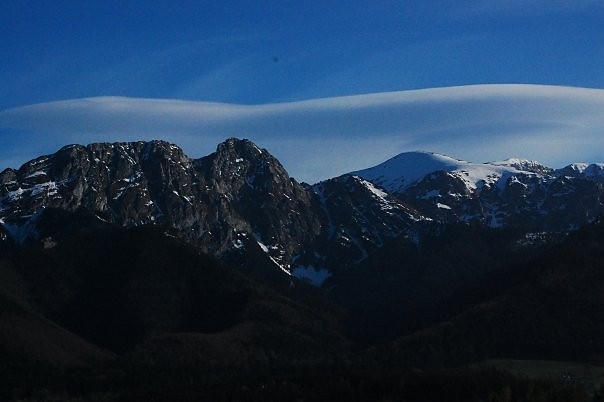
[361,220,604,370]
[0,211,348,400]
[1,215,604,400]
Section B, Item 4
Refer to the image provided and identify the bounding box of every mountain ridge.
[1,138,603,285]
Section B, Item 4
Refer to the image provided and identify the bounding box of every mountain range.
[1,138,603,284]
[1,138,604,400]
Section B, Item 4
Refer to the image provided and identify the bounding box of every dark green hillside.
[0,211,347,400]
[332,224,562,344]
[2,212,346,354]
[2,209,604,400]
[363,220,604,369]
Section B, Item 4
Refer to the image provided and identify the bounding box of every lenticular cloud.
[1,84,603,183]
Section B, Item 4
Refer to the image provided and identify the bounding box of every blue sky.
[2,0,603,108]
[1,1,604,182]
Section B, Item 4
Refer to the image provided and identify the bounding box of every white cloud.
[1,84,604,183]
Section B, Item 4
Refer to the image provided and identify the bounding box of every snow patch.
[355,177,401,213]
[358,178,387,198]
[2,180,59,202]
[31,181,58,197]
[255,237,269,253]
[253,232,291,275]
[567,163,589,173]
[292,266,332,286]
[421,189,440,199]
[7,187,25,201]
[1,211,43,244]
[122,172,143,183]
[24,171,47,179]
[491,158,550,173]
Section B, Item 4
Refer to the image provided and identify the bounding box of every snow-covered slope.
[560,163,604,177]
[490,158,553,175]
[350,151,526,193]
[349,150,604,231]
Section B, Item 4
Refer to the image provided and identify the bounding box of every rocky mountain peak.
[196,138,295,195]
[193,138,323,270]
[217,137,264,157]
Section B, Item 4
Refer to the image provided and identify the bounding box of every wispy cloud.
[1,84,603,183]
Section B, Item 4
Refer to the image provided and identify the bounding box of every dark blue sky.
[2,0,603,109]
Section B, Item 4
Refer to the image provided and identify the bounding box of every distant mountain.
[1,139,603,286]
[352,150,604,231]
[350,151,517,193]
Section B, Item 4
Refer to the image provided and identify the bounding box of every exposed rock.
[1,139,603,284]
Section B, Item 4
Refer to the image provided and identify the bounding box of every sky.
[1,1,604,183]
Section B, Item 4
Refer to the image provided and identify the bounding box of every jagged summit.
[217,137,265,156]
[197,137,294,193]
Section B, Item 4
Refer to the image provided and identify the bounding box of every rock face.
[193,138,324,267]
[1,140,603,284]
[0,141,195,229]
[305,175,424,275]
[0,139,326,272]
